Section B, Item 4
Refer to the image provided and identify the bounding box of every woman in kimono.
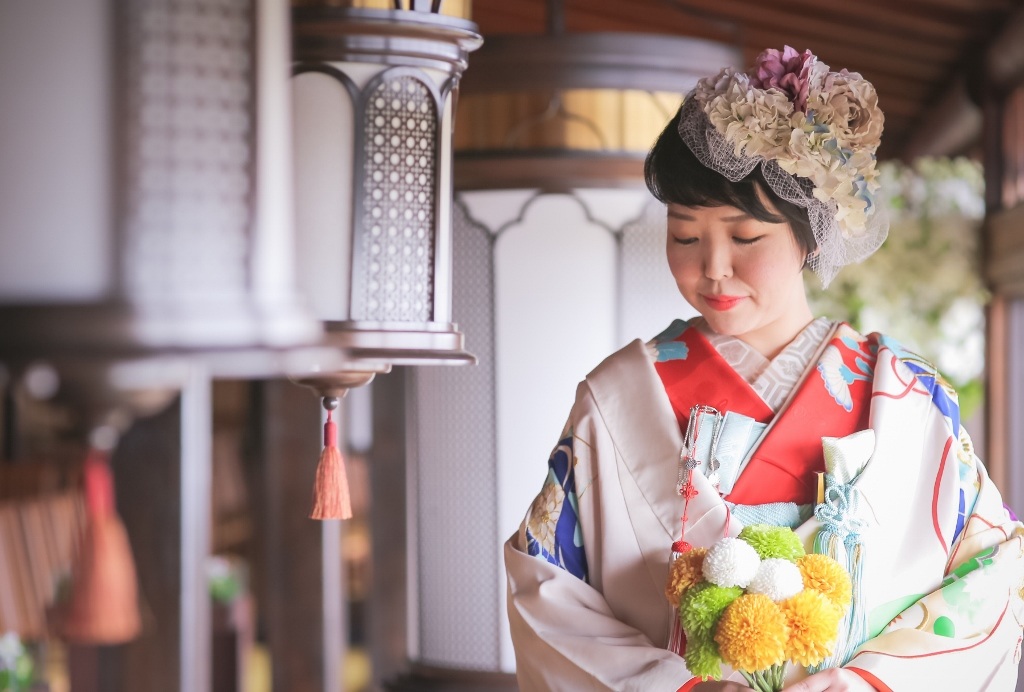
[504,47,1024,691]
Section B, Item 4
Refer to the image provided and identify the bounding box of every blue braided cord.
[815,481,871,534]
[729,502,812,529]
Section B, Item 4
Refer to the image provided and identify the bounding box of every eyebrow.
[667,209,753,222]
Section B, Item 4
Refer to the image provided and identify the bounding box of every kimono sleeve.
[504,382,693,691]
[845,437,1024,691]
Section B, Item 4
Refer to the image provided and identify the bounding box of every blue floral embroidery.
[817,337,873,412]
[651,319,692,362]
[524,434,589,581]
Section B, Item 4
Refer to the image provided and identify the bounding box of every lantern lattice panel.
[122,0,254,303]
[357,76,437,323]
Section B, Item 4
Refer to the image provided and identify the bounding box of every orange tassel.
[60,450,141,644]
[309,405,352,520]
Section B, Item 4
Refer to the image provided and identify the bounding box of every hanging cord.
[668,405,721,655]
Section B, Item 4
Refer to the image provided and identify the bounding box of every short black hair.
[644,105,817,256]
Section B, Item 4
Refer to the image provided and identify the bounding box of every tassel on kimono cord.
[811,489,869,671]
[60,444,141,644]
[309,396,352,520]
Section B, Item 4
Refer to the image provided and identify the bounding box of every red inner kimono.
[654,323,873,506]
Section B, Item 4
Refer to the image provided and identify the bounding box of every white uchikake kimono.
[505,319,1024,691]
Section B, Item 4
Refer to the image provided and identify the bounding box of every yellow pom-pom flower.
[666,547,708,608]
[797,553,852,612]
[714,593,788,673]
[779,590,843,667]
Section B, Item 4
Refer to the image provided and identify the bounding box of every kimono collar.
[585,338,729,545]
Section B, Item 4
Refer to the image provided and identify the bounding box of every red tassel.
[667,541,691,657]
[309,410,352,520]
[60,449,141,644]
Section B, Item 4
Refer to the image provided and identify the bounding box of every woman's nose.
[703,242,733,280]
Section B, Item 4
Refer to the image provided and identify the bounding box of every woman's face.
[666,198,812,358]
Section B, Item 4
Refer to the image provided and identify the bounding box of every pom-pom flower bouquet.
[666,525,852,691]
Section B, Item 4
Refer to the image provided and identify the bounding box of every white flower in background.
[748,558,805,602]
[808,157,988,412]
[0,631,23,671]
[207,555,232,582]
[936,298,986,385]
[702,536,762,588]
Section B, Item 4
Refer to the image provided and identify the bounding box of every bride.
[504,47,1024,691]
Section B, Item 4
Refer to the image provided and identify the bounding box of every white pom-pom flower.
[747,558,805,602]
[701,537,761,588]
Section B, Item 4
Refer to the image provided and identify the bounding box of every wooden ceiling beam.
[472,2,955,82]
[901,75,982,160]
[697,0,973,42]
[848,72,934,103]
[871,0,1013,11]
[647,0,951,63]
[539,2,957,76]
[787,3,973,41]
[473,0,1001,41]
[866,93,922,119]
[466,0,1005,160]
[741,34,948,83]
[473,0,730,36]
[558,2,738,44]
[468,3,546,34]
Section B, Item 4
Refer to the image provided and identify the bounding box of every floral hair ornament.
[678,46,889,286]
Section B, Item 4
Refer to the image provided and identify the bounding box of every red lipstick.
[702,294,744,311]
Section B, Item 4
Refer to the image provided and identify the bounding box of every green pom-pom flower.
[684,638,723,680]
[679,582,743,639]
[738,524,805,561]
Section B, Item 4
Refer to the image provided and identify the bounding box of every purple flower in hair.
[751,46,816,111]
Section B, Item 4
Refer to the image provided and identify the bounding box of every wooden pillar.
[89,366,213,692]
[369,369,410,689]
[249,379,344,692]
[982,84,1009,491]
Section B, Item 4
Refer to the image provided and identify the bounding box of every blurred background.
[1,0,1023,690]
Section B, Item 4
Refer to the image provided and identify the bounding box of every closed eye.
[734,235,765,245]
[671,236,698,245]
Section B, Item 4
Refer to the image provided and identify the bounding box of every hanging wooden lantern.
[289,2,481,519]
[0,0,321,361]
[290,2,481,369]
